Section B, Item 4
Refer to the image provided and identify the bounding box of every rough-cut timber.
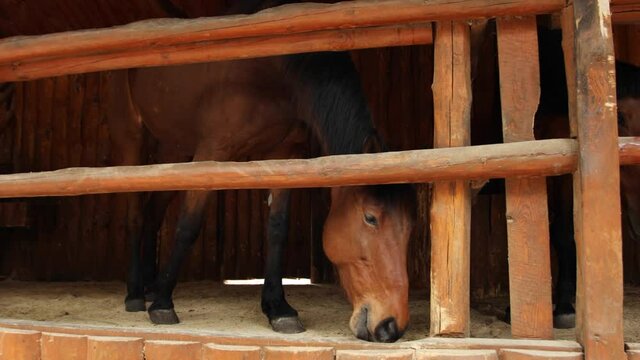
[0,0,565,81]
[499,349,582,360]
[416,349,498,359]
[144,340,202,360]
[0,318,586,353]
[0,24,432,82]
[569,0,625,359]
[86,336,144,360]
[611,0,640,23]
[336,350,414,360]
[620,136,640,163]
[496,15,553,340]
[0,138,638,199]
[264,347,334,360]
[629,348,640,360]
[203,344,262,360]
[0,328,41,360]
[41,332,87,360]
[430,21,472,337]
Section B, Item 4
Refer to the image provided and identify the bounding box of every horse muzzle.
[350,306,405,343]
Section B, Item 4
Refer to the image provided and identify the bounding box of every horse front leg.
[261,189,305,334]
[140,191,176,302]
[147,190,211,324]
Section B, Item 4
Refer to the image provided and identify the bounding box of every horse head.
[323,184,416,342]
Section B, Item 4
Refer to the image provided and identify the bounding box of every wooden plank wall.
[0,0,636,298]
[0,45,437,284]
[0,0,440,286]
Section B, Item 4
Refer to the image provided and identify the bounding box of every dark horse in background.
[106,0,415,343]
[533,29,640,328]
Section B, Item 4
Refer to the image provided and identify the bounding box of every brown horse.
[534,30,640,328]
[106,14,415,343]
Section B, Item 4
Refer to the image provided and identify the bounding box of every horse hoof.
[270,316,305,334]
[553,313,576,329]
[125,298,146,312]
[149,309,180,325]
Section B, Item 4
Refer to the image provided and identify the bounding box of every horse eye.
[364,213,378,226]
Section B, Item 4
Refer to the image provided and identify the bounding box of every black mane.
[284,52,375,155]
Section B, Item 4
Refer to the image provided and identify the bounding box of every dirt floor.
[0,281,638,343]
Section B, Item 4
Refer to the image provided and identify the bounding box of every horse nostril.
[353,306,370,341]
[374,317,402,343]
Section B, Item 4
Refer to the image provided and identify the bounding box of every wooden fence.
[1,0,640,359]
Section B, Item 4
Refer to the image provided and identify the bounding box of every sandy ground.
[0,281,638,343]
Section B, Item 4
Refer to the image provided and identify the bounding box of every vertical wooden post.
[564,1,625,358]
[430,21,472,337]
[496,16,553,339]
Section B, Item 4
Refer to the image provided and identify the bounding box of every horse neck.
[284,52,376,155]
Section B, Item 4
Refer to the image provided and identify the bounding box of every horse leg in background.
[548,174,576,329]
[139,191,176,302]
[147,187,211,324]
[106,70,149,312]
[261,189,304,334]
[140,146,188,302]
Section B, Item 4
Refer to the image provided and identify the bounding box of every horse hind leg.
[140,147,188,302]
[140,190,176,302]
[261,189,305,334]
[106,69,148,312]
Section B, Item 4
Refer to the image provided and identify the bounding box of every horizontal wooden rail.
[0,0,565,81]
[0,137,637,199]
[0,24,431,82]
[611,0,640,23]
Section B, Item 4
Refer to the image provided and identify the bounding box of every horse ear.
[363,131,385,154]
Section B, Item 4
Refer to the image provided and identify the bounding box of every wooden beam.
[0,320,584,353]
[496,15,553,340]
[611,0,640,23]
[620,136,640,164]
[0,138,636,199]
[0,24,432,82]
[567,0,625,358]
[499,349,582,360]
[430,21,472,337]
[0,0,565,81]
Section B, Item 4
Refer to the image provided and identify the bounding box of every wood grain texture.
[144,340,202,360]
[496,15,553,340]
[416,349,497,359]
[0,0,568,81]
[86,336,144,360]
[567,1,625,359]
[264,347,334,360]
[41,332,87,360]
[0,318,584,353]
[203,344,261,360]
[499,349,582,360]
[0,328,41,360]
[430,21,472,337]
[336,350,414,360]
[0,24,432,82]
[0,137,638,199]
